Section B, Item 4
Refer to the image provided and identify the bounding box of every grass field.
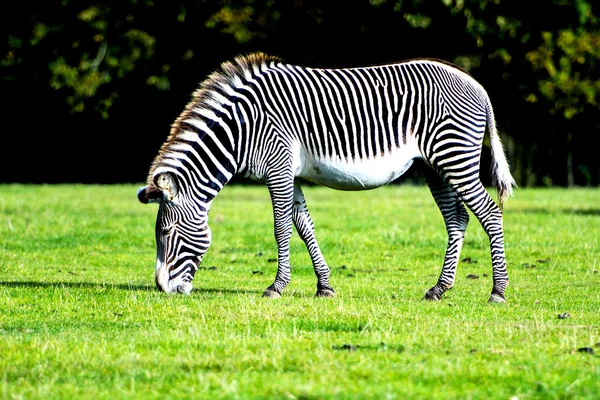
[1,183,599,399]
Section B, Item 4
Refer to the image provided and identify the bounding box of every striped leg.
[262,171,295,298]
[292,181,335,297]
[422,167,470,301]
[438,164,509,303]
[455,182,508,303]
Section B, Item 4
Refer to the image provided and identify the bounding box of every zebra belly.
[296,148,418,190]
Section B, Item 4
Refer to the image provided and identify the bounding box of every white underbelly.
[295,146,419,190]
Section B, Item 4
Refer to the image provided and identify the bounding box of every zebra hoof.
[316,288,335,298]
[262,289,281,298]
[423,291,442,301]
[488,293,506,303]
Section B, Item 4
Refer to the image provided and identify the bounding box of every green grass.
[1,184,599,399]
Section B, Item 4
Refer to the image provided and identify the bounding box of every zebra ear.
[137,185,163,204]
[154,173,179,201]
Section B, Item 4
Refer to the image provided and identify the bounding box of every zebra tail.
[486,101,516,210]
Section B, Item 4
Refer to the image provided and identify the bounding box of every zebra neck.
[162,109,241,203]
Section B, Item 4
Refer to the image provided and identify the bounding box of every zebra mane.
[146,52,282,185]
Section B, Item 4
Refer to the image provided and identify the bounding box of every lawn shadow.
[0,280,261,295]
[0,280,156,291]
[511,208,600,216]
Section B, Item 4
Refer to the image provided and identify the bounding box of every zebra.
[137,52,516,303]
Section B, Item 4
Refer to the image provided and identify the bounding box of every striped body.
[138,53,515,302]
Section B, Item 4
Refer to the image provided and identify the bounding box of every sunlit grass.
[1,184,599,399]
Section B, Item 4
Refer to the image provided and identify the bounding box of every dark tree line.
[1,0,599,186]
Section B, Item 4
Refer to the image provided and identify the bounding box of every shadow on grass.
[0,280,262,295]
[511,208,600,216]
[0,280,154,291]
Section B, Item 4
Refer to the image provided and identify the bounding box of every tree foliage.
[1,0,599,185]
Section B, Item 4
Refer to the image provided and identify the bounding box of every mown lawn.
[1,184,599,399]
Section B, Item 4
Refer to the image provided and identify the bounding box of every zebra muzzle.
[155,260,195,295]
[176,281,193,295]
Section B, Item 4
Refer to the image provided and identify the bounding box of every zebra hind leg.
[449,180,509,303]
[292,181,335,297]
[422,168,469,301]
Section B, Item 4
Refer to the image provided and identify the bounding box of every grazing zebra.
[137,52,516,303]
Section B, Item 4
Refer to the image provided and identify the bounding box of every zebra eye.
[160,225,174,236]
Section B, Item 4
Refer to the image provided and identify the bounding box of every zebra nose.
[177,282,193,295]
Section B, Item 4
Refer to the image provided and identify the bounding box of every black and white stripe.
[138,52,515,302]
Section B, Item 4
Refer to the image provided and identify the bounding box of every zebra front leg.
[292,181,334,297]
[423,172,469,301]
[262,174,295,298]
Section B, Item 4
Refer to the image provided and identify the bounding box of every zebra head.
[137,172,211,295]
